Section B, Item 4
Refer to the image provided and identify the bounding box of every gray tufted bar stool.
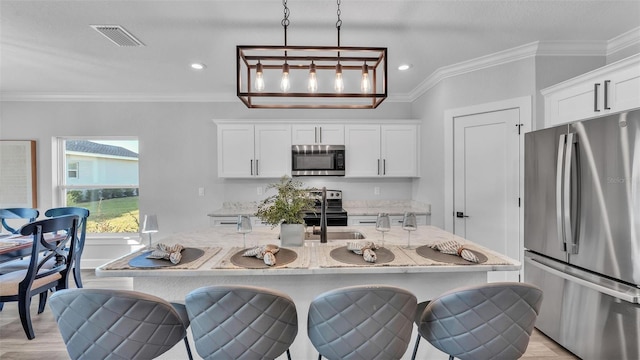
[307,284,418,360]
[412,282,543,360]
[49,288,193,360]
[185,285,298,360]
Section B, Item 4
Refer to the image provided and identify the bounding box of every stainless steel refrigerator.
[524,109,640,360]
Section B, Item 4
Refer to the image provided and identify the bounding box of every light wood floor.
[0,270,579,360]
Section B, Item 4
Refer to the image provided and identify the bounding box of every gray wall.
[410,55,608,228]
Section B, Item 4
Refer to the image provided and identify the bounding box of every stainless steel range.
[303,189,348,226]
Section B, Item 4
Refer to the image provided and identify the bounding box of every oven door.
[292,145,345,176]
[303,212,348,226]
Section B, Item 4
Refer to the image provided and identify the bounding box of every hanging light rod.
[236,0,387,109]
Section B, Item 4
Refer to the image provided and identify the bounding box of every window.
[58,138,139,234]
[67,161,79,178]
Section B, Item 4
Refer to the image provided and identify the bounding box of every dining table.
[0,233,66,264]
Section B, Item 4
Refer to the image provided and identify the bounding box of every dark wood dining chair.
[44,207,90,288]
[0,214,78,339]
[0,208,39,234]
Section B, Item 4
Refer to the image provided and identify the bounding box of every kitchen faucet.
[320,186,327,243]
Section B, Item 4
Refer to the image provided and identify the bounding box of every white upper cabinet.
[381,125,419,177]
[542,54,640,127]
[291,124,344,145]
[345,124,419,177]
[217,123,291,178]
[345,125,381,176]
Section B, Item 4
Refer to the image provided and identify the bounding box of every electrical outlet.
[257,186,263,195]
[374,186,380,195]
[198,187,205,196]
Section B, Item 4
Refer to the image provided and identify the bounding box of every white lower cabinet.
[217,123,291,178]
[210,216,267,227]
[543,54,640,127]
[348,214,428,226]
[345,124,419,177]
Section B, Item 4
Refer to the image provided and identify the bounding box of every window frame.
[67,161,79,179]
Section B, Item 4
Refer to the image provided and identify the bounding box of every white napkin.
[146,243,185,264]
[428,240,480,263]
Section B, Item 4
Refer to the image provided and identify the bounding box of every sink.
[304,231,366,241]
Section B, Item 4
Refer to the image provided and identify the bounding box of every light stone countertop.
[96,225,519,277]
[208,200,431,217]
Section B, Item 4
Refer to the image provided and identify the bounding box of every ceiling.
[1,0,639,102]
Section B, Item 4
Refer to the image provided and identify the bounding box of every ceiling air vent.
[91,25,145,47]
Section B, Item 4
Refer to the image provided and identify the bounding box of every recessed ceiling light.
[398,64,412,71]
[191,63,206,70]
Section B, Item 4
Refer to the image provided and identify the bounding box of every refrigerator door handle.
[556,134,567,251]
[525,256,640,304]
[563,132,575,253]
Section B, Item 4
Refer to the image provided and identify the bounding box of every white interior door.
[453,108,521,282]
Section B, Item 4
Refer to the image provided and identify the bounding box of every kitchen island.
[96,225,519,360]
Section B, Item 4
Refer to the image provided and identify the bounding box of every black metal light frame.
[236,45,387,109]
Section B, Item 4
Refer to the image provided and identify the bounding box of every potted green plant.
[255,175,316,246]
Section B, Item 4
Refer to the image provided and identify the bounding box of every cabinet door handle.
[319,127,322,143]
[315,127,318,143]
[604,80,611,110]
[594,83,600,112]
[359,221,377,224]
[250,159,253,175]
[377,159,381,175]
[256,159,259,176]
[383,159,386,175]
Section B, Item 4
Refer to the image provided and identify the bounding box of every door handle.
[563,133,574,252]
[604,80,611,110]
[556,134,567,252]
[456,211,469,218]
[250,159,253,176]
[594,83,600,112]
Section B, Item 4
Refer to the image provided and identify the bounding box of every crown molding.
[0,91,410,104]
[608,26,640,55]
[407,40,611,102]
[0,92,236,103]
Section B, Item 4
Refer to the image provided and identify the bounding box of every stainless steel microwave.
[291,145,345,176]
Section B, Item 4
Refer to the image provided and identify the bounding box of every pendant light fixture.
[236,0,387,109]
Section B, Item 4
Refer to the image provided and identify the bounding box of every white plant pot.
[280,223,305,247]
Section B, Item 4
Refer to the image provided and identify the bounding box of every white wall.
[0,100,414,238]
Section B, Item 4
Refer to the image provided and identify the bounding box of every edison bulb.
[308,63,318,93]
[361,69,371,93]
[334,64,344,93]
[255,62,265,92]
[280,63,290,92]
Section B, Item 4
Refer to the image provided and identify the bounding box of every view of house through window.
[60,139,139,233]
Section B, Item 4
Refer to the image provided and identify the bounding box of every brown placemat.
[330,246,395,265]
[102,247,221,270]
[230,247,298,269]
[128,248,205,268]
[415,245,488,265]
